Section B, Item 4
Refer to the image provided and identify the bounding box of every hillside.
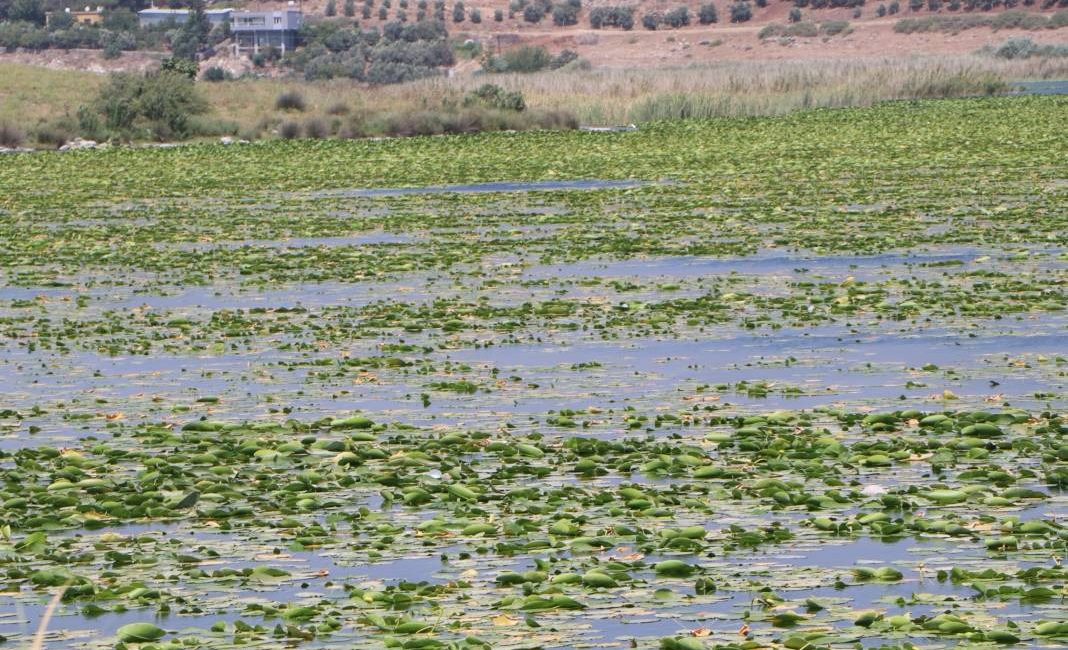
[230,2,1068,67]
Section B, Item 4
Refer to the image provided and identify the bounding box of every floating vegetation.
[0,96,1064,649]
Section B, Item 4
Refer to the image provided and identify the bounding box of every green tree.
[171,0,211,61]
[698,3,718,23]
[8,0,46,25]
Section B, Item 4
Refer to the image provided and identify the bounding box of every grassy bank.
[1,53,1066,146]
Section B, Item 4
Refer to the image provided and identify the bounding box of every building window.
[274,16,281,24]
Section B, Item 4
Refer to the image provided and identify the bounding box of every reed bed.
[2,53,1065,143]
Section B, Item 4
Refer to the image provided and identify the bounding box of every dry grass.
[1,54,1065,140]
[0,63,102,127]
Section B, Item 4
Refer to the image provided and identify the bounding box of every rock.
[220,136,234,145]
[59,138,99,152]
[0,146,34,155]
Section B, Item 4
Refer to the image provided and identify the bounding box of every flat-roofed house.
[47,6,105,26]
[138,7,233,28]
[231,8,302,55]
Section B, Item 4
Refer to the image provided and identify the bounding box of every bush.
[729,1,752,22]
[202,66,230,81]
[642,12,661,29]
[492,45,553,72]
[81,70,208,141]
[471,7,482,22]
[789,7,802,21]
[589,5,633,29]
[663,6,690,27]
[303,117,330,138]
[699,3,718,23]
[32,120,74,149]
[366,60,442,83]
[495,8,504,20]
[553,3,579,25]
[279,120,301,139]
[465,83,526,110]
[345,0,357,16]
[276,91,307,111]
[0,122,25,148]
[453,1,465,21]
[161,57,199,79]
[523,4,543,21]
[8,0,45,25]
[992,36,1068,58]
[326,0,338,15]
[327,102,351,115]
[821,20,851,35]
[103,39,123,59]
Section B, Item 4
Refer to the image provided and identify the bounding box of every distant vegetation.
[588,5,635,29]
[985,36,1068,57]
[483,45,586,73]
[287,20,454,83]
[0,0,224,56]
[759,20,852,39]
[895,10,1068,33]
[76,69,211,141]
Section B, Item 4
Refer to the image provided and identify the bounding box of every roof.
[138,7,233,14]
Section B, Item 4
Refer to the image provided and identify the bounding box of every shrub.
[8,0,45,25]
[589,5,634,29]
[729,1,752,22]
[276,91,307,111]
[303,117,330,138]
[32,120,73,149]
[992,36,1068,58]
[821,20,851,35]
[326,0,338,15]
[279,120,301,139]
[663,6,690,27]
[202,66,230,81]
[455,38,482,58]
[327,102,351,115]
[495,8,504,20]
[876,3,887,15]
[789,7,802,21]
[81,70,208,141]
[366,60,442,83]
[699,3,718,23]
[345,0,357,16]
[453,1,465,21]
[553,3,579,25]
[471,7,482,21]
[0,122,25,148]
[523,4,543,21]
[550,48,579,67]
[465,83,526,110]
[161,57,199,79]
[103,39,123,59]
[642,12,661,29]
[497,44,552,71]
[889,0,900,12]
